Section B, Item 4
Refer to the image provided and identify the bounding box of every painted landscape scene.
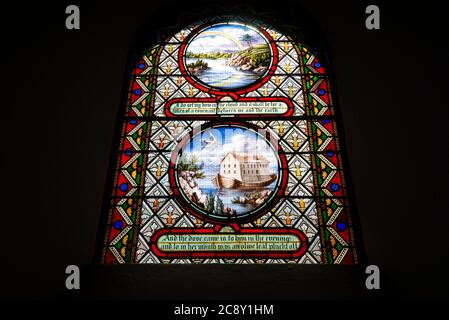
[177,127,279,218]
[185,24,271,89]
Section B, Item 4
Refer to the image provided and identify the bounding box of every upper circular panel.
[184,23,272,90]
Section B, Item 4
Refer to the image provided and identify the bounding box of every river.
[186,58,261,89]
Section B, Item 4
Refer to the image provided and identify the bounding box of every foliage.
[178,154,203,173]
[213,195,225,215]
[206,193,215,213]
[194,171,206,179]
[186,59,208,69]
[240,44,271,67]
[231,196,241,204]
[240,33,254,48]
[186,51,231,59]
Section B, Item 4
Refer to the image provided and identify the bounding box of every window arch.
[99,16,360,264]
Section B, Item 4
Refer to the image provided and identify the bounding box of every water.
[196,170,276,216]
[186,58,261,89]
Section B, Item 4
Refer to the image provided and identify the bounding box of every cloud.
[188,36,238,53]
[187,24,267,54]
[183,131,278,167]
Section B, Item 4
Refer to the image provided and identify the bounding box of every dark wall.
[1,0,448,299]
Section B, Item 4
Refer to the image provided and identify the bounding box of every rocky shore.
[188,65,207,75]
[225,52,268,73]
[179,170,236,216]
[232,189,272,205]
[178,171,208,208]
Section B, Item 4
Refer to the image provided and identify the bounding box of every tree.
[241,34,254,49]
[213,195,224,215]
[206,193,215,213]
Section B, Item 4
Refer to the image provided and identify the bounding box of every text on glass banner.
[169,101,289,115]
[157,233,301,251]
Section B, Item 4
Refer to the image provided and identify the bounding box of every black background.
[1,0,448,300]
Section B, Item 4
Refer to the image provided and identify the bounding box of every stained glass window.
[100,16,360,264]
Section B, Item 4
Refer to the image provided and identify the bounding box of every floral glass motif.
[101,16,359,264]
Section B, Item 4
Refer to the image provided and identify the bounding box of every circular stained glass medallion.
[175,125,281,222]
[185,23,272,90]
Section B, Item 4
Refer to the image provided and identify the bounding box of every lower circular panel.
[173,123,284,223]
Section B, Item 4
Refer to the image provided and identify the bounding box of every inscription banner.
[157,233,301,252]
[150,227,308,258]
[169,101,289,115]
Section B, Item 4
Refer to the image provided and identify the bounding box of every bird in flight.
[201,131,217,148]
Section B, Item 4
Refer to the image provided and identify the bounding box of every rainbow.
[197,31,245,50]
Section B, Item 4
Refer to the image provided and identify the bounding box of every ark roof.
[224,151,269,163]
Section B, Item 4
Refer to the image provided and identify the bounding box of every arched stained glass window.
[99,16,360,264]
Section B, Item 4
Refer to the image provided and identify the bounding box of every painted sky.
[187,24,267,54]
[182,127,278,168]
